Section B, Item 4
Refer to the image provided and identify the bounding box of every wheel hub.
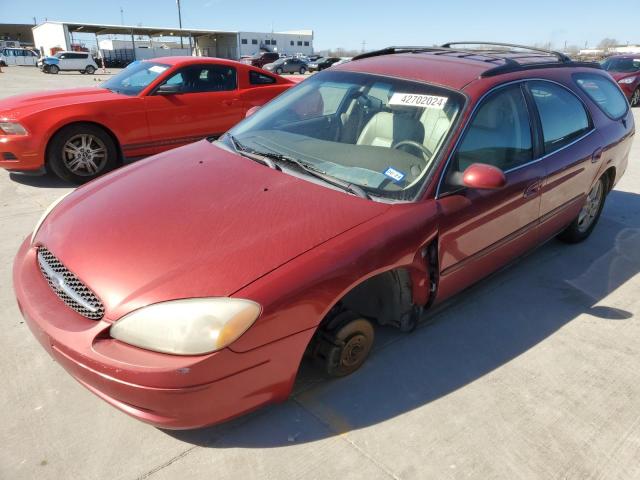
[62,134,107,176]
[577,180,603,232]
[340,334,368,368]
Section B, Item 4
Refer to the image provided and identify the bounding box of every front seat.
[356,111,424,148]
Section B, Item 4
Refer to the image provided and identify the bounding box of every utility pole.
[361,40,366,53]
[176,0,184,49]
[120,7,124,25]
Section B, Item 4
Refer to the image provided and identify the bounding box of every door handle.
[591,147,604,163]
[523,179,542,198]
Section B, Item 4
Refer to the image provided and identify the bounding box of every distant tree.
[598,38,618,50]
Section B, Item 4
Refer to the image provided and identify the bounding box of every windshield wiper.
[253,150,371,200]
[228,134,278,170]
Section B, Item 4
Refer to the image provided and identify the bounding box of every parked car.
[308,56,341,72]
[38,51,98,74]
[0,57,293,182]
[600,55,640,106]
[264,57,308,74]
[241,51,280,69]
[330,58,352,68]
[15,43,632,429]
[0,48,39,67]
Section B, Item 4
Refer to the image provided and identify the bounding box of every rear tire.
[85,65,96,74]
[631,88,640,107]
[299,67,306,74]
[558,176,607,243]
[275,67,283,74]
[48,64,59,74]
[47,124,119,184]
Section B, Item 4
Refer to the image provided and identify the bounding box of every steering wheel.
[392,140,433,162]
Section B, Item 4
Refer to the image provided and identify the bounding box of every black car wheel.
[299,67,306,74]
[276,67,283,74]
[85,65,96,74]
[631,88,640,107]
[48,124,119,184]
[558,175,608,243]
[48,64,59,74]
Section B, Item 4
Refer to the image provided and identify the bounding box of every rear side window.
[249,70,275,85]
[453,85,533,172]
[529,81,590,153]
[574,73,628,119]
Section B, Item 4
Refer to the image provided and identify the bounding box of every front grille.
[37,247,105,320]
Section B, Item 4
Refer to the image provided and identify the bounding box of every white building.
[237,30,314,57]
[32,21,313,60]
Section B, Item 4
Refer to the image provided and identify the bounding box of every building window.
[290,41,294,46]
[272,40,276,45]
[241,39,247,44]
[304,41,309,46]
[252,39,257,45]
[297,41,302,46]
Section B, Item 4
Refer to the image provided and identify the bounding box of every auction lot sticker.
[389,93,448,109]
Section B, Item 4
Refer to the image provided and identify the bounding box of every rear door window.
[528,81,591,153]
[574,73,629,119]
[249,70,276,85]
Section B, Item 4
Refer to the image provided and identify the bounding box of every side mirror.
[462,163,506,190]
[156,84,182,95]
[245,106,261,118]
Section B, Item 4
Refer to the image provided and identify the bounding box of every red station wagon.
[0,57,293,183]
[14,43,634,429]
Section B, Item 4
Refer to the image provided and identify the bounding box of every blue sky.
[2,0,638,51]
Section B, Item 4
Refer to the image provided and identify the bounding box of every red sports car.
[601,55,640,107]
[14,43,633,429]
[0,57,293,182]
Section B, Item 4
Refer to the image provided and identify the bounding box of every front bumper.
[13,238,314,429]
[0,134,45,172]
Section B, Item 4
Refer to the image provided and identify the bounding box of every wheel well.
[603,166,616,193]
[44,121,123,168]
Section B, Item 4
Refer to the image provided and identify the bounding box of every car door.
[144,63,244,150]
[525,80,600,239]
[435,83,545,300]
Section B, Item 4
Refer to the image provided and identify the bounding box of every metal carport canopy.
[60,21,238,37]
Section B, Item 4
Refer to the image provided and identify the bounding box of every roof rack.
[351,42,602,78]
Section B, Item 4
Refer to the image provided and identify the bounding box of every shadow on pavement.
[165,190,640,447]
[9,172,74,188]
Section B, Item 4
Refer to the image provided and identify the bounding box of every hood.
[0,87,120,119]
[36,140,389,319]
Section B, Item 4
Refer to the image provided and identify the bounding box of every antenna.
[120,7,124,25]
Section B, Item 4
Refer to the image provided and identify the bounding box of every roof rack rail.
[351,42,603,78]
[352,46,444,61]
[440,41,572,63]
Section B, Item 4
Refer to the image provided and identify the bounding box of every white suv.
[40,51,98,74]
[0,48,39,66]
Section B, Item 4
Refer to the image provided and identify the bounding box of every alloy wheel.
[631,88,640,107]
[577,180,604,233]
[62,134,108,176]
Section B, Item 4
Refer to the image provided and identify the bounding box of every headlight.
[110,298,261,355]
[0,122,28,135]
[31,192,72,244]
[619,77,637,84]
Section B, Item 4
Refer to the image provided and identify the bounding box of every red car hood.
[0,87,120,119]
[35,140,389,319]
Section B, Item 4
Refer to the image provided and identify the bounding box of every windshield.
[601,57,640,73]
[226,71,463,201]
[101,61,170,96]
